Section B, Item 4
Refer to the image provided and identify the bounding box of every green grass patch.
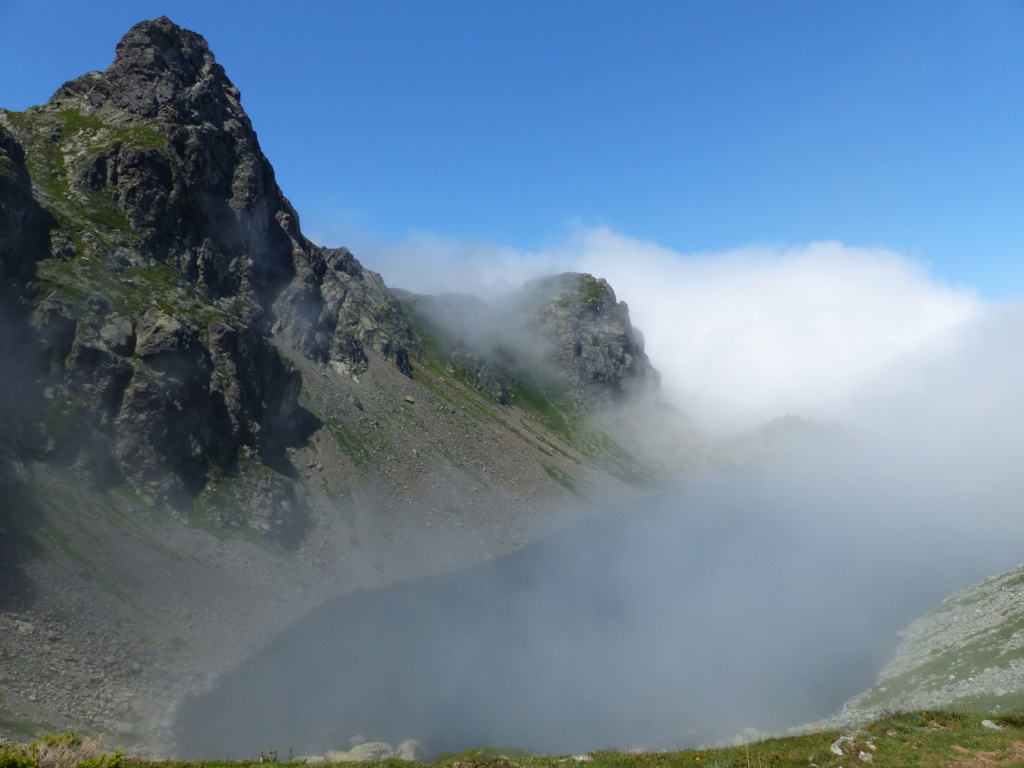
[555,272,612,306]
[410,326,657,491]
[323,416,373,470]
[543,465,579,496]
[435,747,533,764]
[0,730,124,768]
[47,255,225,321]
[0,712,46,741]
[999,570,1024,590]
[32,710,1022,768]
[4,108,165,242]
[949,691,1024,713]
[506,374,575,440]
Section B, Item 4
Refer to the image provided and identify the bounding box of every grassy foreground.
[8,711,1024,768]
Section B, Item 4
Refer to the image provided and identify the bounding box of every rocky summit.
[0,17,709,751]
[1,15,422,511]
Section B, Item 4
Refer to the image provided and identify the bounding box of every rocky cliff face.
[0,16,419,516]
[0,123,47,282]
[46,17,418,373]
[525,272,659,409]
[0,125,49,465]
[1,16,661,522]
[399,272,659,413]
[40,18,387,345]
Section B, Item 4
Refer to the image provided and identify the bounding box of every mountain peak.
[47,16,243,126]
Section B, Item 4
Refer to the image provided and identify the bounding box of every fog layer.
[174,445,1024,757]
[175,235,1024,756]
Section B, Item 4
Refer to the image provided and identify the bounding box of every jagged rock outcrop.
[41,15,417,371]
[0,17,417,520]
[449,346,514,404]
[399,272,659,411]
[0,14,664,537]
[525,272,660,409]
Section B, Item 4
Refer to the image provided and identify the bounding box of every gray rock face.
[0,121,50,463]
[526,272,660,409]
[1,16,416,522]
[345,742,395,762]
[1,14,660,546]
[45,16,417,374]
[272,246,416,375]
[400,273,659,411]
[0,121,46,282]
[48,18,237,124]
[450,346,514,404]
[99,316,135,356]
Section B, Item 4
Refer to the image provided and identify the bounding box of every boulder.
[324,743,395,763]
[100,316,135,356]
[394,739,426,761]
[345,743,394,762]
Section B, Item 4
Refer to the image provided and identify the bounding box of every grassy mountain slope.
[836,562,1024,725]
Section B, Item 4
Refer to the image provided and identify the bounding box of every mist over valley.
[2,13,1024,762]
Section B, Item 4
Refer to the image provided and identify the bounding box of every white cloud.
[566,230,982,432]
[357,226,981,433]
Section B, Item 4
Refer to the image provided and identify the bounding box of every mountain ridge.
[0,16,705,750]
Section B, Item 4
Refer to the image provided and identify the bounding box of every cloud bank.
[361,227,981,432]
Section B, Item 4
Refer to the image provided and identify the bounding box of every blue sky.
[2,0,1022,297]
